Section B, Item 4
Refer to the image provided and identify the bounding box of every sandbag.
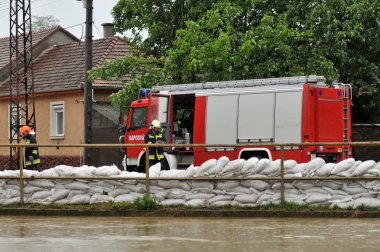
[116,183,146,193]
[179,165,197,178]
[54,165,76,176]
[284,160,298,170]
[50,189,70,202]
[68,194,91,204]
[160,199,186,206]
[90,194,113,204]
[31,190,51,200]
[185,193,215,200]
[65,181,90,191]
[241,180,270,191]
[157,180,191,191]
[261,159,281,176]
[108,189,131,198]
[54,199,69,205]
[227,186,252,195]
[342,183,367,195]
[289,163,307,174]
[37,168,58,177]
[305,193,331,204]
[93,165,121,177]
[73,165,97,177]
[185,199,207,208]
[314,163,335,177]
[114,194,138,203]
[167,188,188,199]
[28,179,55,188]
[353,197,380,209]
[240,157,259,174]
[23,185,43,194]
[216,181,240,191]
[206,164,223,176]
[149,163,161,177]
[209,200,231,207]
[194,159,217,176]
[208,194,235,203]
[67,190,85,199]
[111,171,142,184]
[331,158,355,175]
[315,181,343,190]
[152,191,167,202]
[220,159,245,175]
[190,181,214,190]
[305,157,325,175]
[330,201,354,209]
[160,170,183,178]
[216,156,230,168]
[234,194,259,204]
[251,159,270,174]
[352,160,376,176]
[87,186,105,195]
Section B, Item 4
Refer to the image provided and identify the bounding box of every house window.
[50,102,64,139]
[8,104,20,140]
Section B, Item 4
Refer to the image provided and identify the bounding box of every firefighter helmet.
[151,119,161,128]
[20,125,32,136]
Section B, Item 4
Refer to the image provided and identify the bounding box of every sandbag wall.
[1,157,380,209]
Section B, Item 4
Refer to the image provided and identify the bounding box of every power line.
[0,0,64,12]
[94,22,103,38]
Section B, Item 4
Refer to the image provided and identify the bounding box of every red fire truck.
[121,75,352,170]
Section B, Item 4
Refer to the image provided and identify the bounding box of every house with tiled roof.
[0,26,130,169]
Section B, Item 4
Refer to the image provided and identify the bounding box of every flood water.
[0,216,380,251]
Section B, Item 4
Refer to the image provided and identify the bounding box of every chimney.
[101,23,115,38]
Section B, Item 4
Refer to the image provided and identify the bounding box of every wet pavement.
[0,216,379,251]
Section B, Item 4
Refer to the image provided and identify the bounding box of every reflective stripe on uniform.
[32,150,38,155]
[32,159,40,165]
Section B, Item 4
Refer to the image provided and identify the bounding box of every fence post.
[145,146,150,197]
[19,145,24,207]
[280,145,285,204]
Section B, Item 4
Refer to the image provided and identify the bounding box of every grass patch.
[0,200,377,213]
[355,204,379,211]
[256,201,319,211]
[134,196,158,210]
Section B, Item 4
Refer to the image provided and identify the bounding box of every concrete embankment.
[1,207,380,218]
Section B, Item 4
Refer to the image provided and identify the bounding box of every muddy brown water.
[0,216,379,251]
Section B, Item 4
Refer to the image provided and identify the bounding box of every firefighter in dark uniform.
[143,119,169,172]
[20,125,41,171]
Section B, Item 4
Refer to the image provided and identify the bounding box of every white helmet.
[151,119,161,128]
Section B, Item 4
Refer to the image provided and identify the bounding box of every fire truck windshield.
[130,107,148,130]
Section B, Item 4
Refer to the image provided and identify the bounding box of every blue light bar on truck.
[140,89,150,98]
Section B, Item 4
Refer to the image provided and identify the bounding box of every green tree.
[112,0,215,57]
[102,0,380,122]
[29,15,60,31]
[88,53,169,111]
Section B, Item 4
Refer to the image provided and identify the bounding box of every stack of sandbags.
[1,157,380,209]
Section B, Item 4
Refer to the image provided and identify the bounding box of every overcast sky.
[0,0,120,39]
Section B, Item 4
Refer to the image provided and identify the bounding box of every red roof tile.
[0,26,78,71]
[0,36,131,96]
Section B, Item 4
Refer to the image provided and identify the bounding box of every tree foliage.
[94,0,380,122]
[88,53,168,111]
[29,15,60,31]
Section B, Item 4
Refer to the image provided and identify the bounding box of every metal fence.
[1,141,380,207]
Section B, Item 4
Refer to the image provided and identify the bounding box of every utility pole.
[9,0,36,169]
[83,0,93,165]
